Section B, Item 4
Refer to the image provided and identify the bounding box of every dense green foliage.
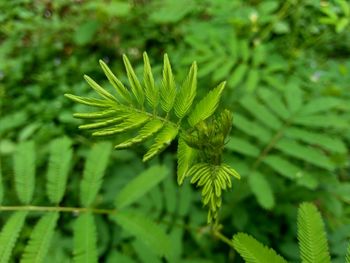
[1,0,350,262]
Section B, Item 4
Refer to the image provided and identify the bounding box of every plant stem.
[0,205,116,215]
[213,230,235,249]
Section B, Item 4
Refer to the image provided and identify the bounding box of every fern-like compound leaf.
[73,213,98,263]
[177,136,196,185]
[143,52,158,110]
[123,54,145,106]
[232,233,287,263]
[46,137,72,204]
[160,54,176,113]
[111,210,171,259]
[116,165,169,209]
[67,54,229,169]
[99,59,132,104]
[14,141,35,204]
[20,212,59,263]
[84,75,117,102]
[143,123,179,162]
[297,202,331,263]
[80,142,112,207]
[188,81,226,127]
[174,61,197,119]
[0,211,28,263]
[115,119,163,149]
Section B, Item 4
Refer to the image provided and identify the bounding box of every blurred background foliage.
[0,0,349,262]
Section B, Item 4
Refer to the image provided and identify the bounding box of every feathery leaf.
[297,202,331,263]
[115,165,169,209]
[111,210,171,259]
[80,142,112,207]
[188,82,226,127]
[73,109,118,119]
[14,141,35,204]
[99,59,132,103]
[160,54,176,113]
[232,233,287,263]
[64,94,112,108]
[143,52,158,109]
[0,211,28,263]
[248,171,275,210]
[123,54,145,106]
[275,139,335,170]
[177,137,196,185]
[46,137,73,204]
[91,113,149,136]
[73,213,98,263]
[174,61,197,119]
[21,212,59,263]
[142,123,179,162]
[84,75,117,102]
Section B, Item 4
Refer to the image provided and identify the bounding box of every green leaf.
[0,211,28,263]
[233,113,272,143]
[99,60,132,103]
[64,94,112,108]
[80,142,112,207]
[123,54,145,106]
[143,123,179,162]
[46,137,73,204]
[174,61,197,119]
[226,137,260,157]
[294,114,348,129]
[297,202,331,263]
[240,96,282,131]
[21,212,59,263]
[232,233,287,263]
[258,88,290,120]
[246,69,260,92]
[284,128,347,154]
[177,137,196,185]
[160,54,176,113]
[188,82,226,127]
[84,75,117,102]
[263,155,300,180]
[78,115,126,130]
[275,139,335,170]
[14,141,35,204]
[300,97,343,115]
[115,119,164,149]
[73,213,98,263]
[228,64,248,87]
[143,52,158,109]
[285,83,303,113]
[91,113,149,136]
[115,165,169,209]
[73,109,118,119]
[111,210,171,259]
[248,171,275,209]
